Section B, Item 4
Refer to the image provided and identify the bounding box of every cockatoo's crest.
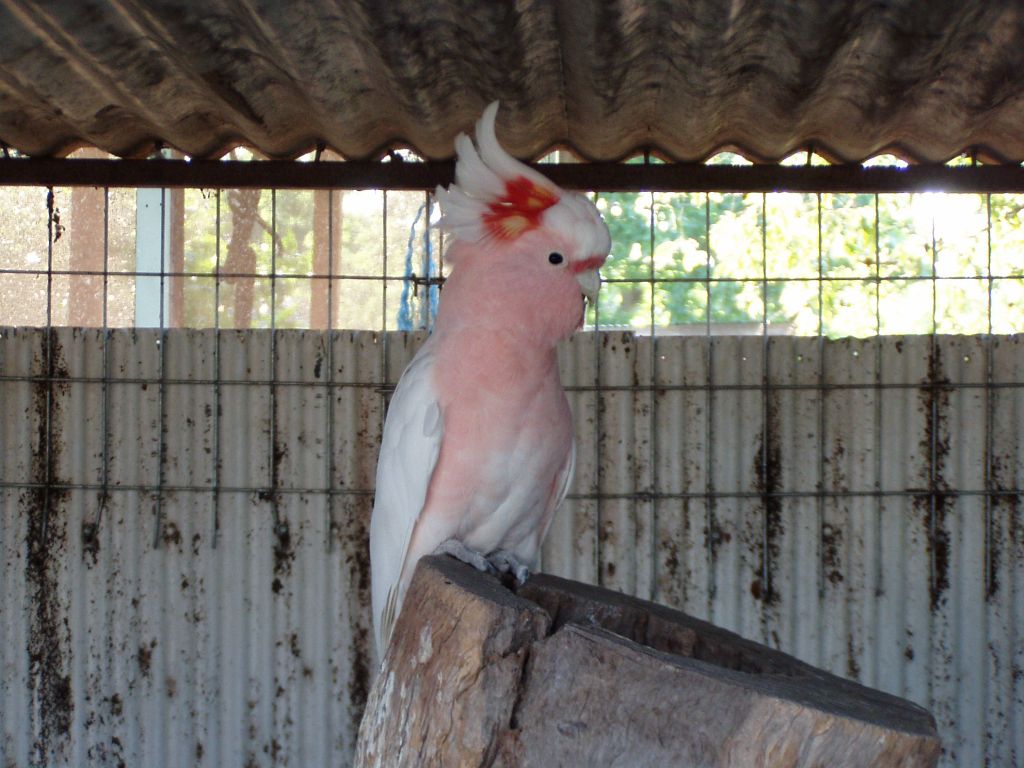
[482,176,560,241]
[436,102,571,247]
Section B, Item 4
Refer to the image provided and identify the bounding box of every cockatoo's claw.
[488,549,531,585]
[434,538,499,576]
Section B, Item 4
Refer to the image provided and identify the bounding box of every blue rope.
[397,203,426,331]
[424,196,438,322]
[397,199,439,331]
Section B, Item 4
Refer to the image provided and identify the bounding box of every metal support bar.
[0,479,1017,501]
[2,157,1024,192]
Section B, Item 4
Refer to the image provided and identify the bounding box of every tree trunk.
[68,149,106,326]
[223,188,261,328]
[311,188,342,329]
[356,555,941,768]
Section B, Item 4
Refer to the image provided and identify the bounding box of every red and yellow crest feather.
[483,177,560,241]
[434,102,566,248]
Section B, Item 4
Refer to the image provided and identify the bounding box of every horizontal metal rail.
[0,479,1017,500]
[2,267,1021,283]
[1,372,1019,393]
[2,157,1024,192]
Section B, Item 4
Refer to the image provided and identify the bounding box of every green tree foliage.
[0,181,1021,335]
[592,189,1020,337]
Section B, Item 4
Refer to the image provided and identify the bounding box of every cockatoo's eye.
[548,252,564,265]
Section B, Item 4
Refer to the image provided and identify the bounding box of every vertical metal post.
[94,187,111,538]
[421,192,432,330]
[270,189,283,535]
[928,211,939,602]
[983,193,994,595]
[437,196,445,281]
[325,189,337,551]
[648,188,658,598]
[41,187,56,545]
[760,193,772,611]
[981,191,996,744]
[212,190,222,548]
[926,203,940,708]
[816,192,826,611]
[153,188,169,548]
[593,194,604,586]
[381,191,390,398]
[872,193,884,684]
[704,193,716,612]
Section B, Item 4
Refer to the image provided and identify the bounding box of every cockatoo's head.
[434,102,611,340]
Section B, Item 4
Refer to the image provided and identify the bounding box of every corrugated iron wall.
[1,327,1022,767]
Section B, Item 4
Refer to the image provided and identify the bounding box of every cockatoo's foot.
[434,538,498,576]
[487,549,531,585]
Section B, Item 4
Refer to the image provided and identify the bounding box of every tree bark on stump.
[355,556,941,767]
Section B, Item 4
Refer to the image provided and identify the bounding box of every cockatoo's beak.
[576,268,601,303]
[572,256,605,303]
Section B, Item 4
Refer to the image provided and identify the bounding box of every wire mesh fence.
[2,179,1022,509]
[1,170,1022,766]
[2,170,1023,333]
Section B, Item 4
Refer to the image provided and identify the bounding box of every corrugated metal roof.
[1,1,1023,164]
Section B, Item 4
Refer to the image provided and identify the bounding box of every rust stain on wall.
[341,497,373,742]
[917,345,953,612]
[752,391,783,607]
[22,330,73,765]
[987,452,1022,601]
[272,520,294,595]
[821,523,844,587]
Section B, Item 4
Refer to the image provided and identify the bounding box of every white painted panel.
[135,189,170,328]
[652,334,710,615]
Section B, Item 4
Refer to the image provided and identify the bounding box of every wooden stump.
[355,556,941,767]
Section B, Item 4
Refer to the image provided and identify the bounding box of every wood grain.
[356,555,941,767]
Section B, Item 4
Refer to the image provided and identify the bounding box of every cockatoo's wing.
[554,438,576,513]
[370,346,443,655]
[538,437,576,548]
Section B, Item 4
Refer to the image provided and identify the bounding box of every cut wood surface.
[355,555,941,767]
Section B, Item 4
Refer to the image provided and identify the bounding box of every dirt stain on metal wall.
[987,452,1021,600]
[346,375,386,734]
[268,393,296,595]
[138,639,157,679]
[821,523,844,586]
[21,330,73,765]
[342,498,373,742]
[917,345,953,612]
[272,519,294,595]
[822,437,849,588]
[751,390,783,607]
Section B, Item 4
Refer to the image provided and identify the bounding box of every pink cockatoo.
[370,102,611,655]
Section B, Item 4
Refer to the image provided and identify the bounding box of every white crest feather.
[433,184,487,244]
[436,101,562,245]
[473,102,558,196]
[452,130,505,200]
